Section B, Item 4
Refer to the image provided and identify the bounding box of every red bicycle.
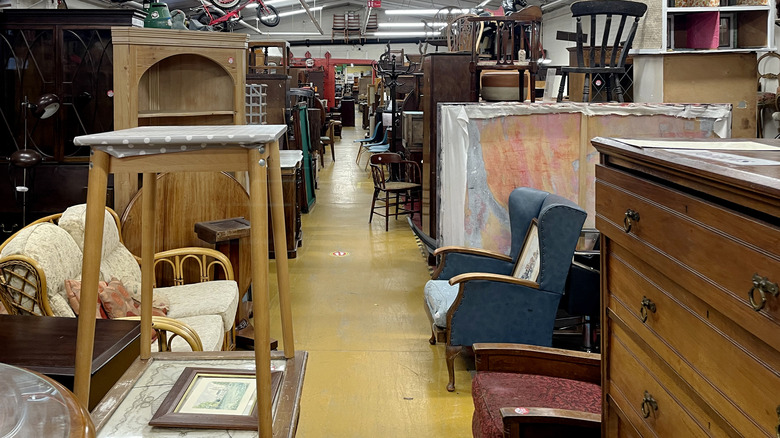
[193,0,280,30]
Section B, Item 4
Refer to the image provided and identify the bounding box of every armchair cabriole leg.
[429,323,437,345]
[446,345,461,392]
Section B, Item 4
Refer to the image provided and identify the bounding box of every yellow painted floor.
[266,126,475,437]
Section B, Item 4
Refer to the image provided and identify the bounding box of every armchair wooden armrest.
[433,247,513,279]
[433,246,513,262]
[449,273,538,289]
[474,343,600,383]
[499,407,600,438]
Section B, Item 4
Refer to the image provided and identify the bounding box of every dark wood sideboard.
[0,315,141,411]
[593,137,780,437]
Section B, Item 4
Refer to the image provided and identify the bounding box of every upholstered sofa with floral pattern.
[0,204,239,352]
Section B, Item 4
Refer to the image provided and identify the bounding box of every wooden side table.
[73,125,294,438]
[194,217,278,351]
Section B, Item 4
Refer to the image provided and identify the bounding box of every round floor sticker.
[330,251,349,257]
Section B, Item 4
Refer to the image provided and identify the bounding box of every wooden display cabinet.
[111,27,248,214]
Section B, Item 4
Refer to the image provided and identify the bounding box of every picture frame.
[149,367,283,430]
[511,219,540,282]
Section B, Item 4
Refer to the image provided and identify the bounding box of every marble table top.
[74,125,288,159]
[97,358,287,437]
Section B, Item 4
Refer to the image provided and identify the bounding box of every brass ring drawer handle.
[641,391,658,418]
[624,209,640,233]
[640,297,656,323]
[748,274,779,311]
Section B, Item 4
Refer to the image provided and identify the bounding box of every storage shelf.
[138,110,235,118]
[668,5,770,13]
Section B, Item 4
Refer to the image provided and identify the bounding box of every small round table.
[0,362,95,437]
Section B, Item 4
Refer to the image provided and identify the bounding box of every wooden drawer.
[596,165,780,351]
[606,241,780,437]
[607,321,720,437]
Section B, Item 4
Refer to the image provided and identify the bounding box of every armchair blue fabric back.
[508,188,587,292]
[448,188,587,347]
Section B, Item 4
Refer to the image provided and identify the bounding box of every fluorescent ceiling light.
[277,5,324,17]
[372,31,441,37]
[384,9,469,15]
[378,22,446,28]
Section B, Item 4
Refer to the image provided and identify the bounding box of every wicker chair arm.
[151,247,235,286]
[0,255,52,316]
[117,315,204,352]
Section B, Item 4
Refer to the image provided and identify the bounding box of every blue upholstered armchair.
[423,187,587,391]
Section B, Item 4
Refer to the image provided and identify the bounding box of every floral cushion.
[423,279,459,328]
[0,223,82,317]
[471,372,601,438]
[98,278,141,319]
[58,204,144,299]
[65,279,107,319]
[151,314,224,352]
[154,280,239,333]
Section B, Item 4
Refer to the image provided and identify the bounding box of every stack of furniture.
[247,40,291,125]
[469,6,542,103]
[593,137,780,437]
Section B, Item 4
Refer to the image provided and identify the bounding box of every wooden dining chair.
[556,0,647,103]
[368,153,421,231]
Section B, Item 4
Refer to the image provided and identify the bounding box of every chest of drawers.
[592,138,780,437]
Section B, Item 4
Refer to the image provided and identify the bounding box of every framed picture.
[149,367,283,430]
[719,13,737,49]
[511,219,540,282]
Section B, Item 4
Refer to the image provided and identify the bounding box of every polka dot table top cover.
[74,125,287,158]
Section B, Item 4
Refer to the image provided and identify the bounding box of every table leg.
[248,147,272,438]
[74,149,110,408]
[268,139,295,358]
[140,173,157,360]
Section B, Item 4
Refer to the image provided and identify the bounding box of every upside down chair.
[423,187,587,391]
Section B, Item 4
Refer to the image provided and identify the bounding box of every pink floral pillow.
[98,278,141,318]
[97,277,169,318]
[64,279,108,319]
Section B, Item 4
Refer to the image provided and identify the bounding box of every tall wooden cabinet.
[593,137,780,437]
[0,10,143,232]
[421,52,473,239]
[110,27,248,213]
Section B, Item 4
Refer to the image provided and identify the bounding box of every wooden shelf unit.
[111,27,248,214]
[664,2,775,51]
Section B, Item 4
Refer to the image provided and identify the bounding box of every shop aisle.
[267,126,474,437]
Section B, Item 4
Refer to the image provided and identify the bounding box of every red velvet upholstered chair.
[472,343,601,438]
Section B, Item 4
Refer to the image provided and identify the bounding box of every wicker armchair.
[0,205,239,352]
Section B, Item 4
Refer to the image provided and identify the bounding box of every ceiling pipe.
[297,0,325,34]
[362,6,372,35]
